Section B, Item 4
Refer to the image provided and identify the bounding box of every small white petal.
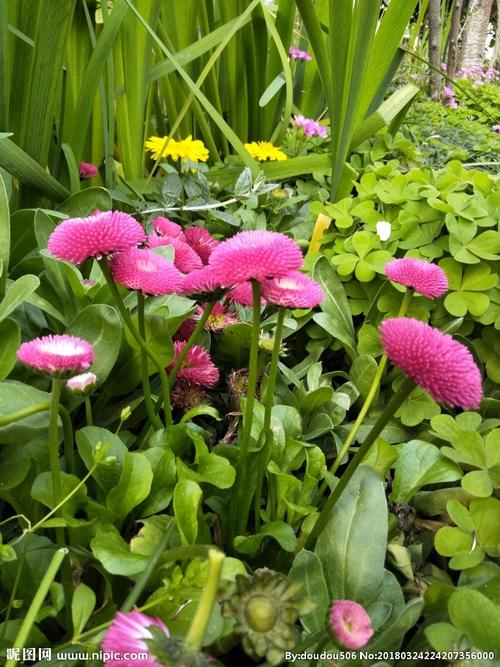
[376,221,392,241]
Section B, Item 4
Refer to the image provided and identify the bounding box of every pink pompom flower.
[261,271,323,309]
[380,317,483,410]
[208,230,303,285]
[17,335,95,377]
[152,216,185,240]
[148,233,203,273]
[169,342,219,387]
[66,372,97,394]
[330,600,374,650]
[182,266,228,298]
[102,610,169,667]
[79,161,98,179]
[227,281,267,308]
[288,46,312,61]
[184,227,219,264]
[194,302,239,331]
[48,211,145,265]
[384,257,448,299]
[110,247,184,295]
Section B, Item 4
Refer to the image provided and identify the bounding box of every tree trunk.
[428,0,442,100]
[459,0,494,68]
[489,0,500,66]
[447,0,465,79]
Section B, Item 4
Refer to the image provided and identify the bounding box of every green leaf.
[462,469,492,498]
[68,305,122,384]
[0,274,40,322]
[315,465,387,603]
[259,73,286,107]
[0,173,9,295]
[0,318,20,381]
[234,521,297,555]
[391,440,462,502]
[448,589,500,651]
[350,354,378,401]
[289,550,329,631]
[31,471,88,520]
[91,522,149,576]
[106,452,153,522]
[71,583,96,637]
[76,426,127,491]
[0,381,51,444]
[173,479,202,545]
[58,187,112,218]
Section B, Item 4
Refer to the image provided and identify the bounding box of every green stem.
[59,405,74,475]
[168,301,216,388]
[231,280,262,538]
[318,287,414,496]
[254,308,286,529]
[184,549,225,651]
[306,377,416,548]
[5,548,67,667]
[49,380,63,506]
[120,521,174,613]
[100,258,172,426]
[84,397,93,427]
[0,402,49,426]
[137,291,163,430]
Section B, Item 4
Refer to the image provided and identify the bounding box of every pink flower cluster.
[456,63,499,84]
[293,114,328,139]
[443,85,458,108]
[288,46,312,61]
[102,610,169,667]
[17,335,95,377]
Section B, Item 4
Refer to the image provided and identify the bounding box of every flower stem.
[84,397,93,427]
[137,291,163,430]
[318,286,415,496]
[306,376,415,548]
[168,301,216,388]
[99,258,172,426]
[254,307,285,529]
[231,280,262,539]
[59,405,74,475]
[184,549,225,651]
[49,379,63,506]
[5,548,67,667]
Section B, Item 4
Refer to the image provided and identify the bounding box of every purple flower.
[288,46,312,61]
[293,115,328,138]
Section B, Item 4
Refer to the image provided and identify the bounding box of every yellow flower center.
[245,595,277,633]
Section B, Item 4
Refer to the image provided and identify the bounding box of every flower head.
[171,380,208,410]
[169,342,219,387]
[228,281,267,307]
[152,216,185,240]
[209,231,303,285]
[261,272,323,309]
[288,46,312,61]
[79,161,98,179]
[48,211,145,264]
[380,317,483,410]
[183,227,219,264]
[492,124,500,133]
[148,233,203,273]
[443,86,454,97]
[102,610,169,667]
[376,221,392,241]
[194,302,239,331]
[330,600,373,650]
[384,257,448,299]
[145,136,176,161]
[168,135,209,163]
[110,247,184,295]
[66,372,97,394]
[181,266,228,299]
[244,141,287,161]
[17,335,95,377]
[293,115,328,138]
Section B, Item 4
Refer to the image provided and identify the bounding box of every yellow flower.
[244,141,287,161]
[169,135,209,163]
[145,136,177,161]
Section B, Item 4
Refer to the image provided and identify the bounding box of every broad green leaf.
[448,589,500,651]
[234,521,296,555]
[71,583,96,637]
[289,549,329,631]
[315,465,387,603]
[173,479,202,545]
[0,274,40,322]
[106,452,153,522]
[91,523,149,576]
[58,187,112,218]
[76,426,127,491]
[0,318,20,380]
[0,380,51,444]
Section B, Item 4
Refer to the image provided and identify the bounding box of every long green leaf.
[0,0,9,129]
[123,0,261,176]
[19,0,76,165]
[294,0,331,102]
[0,137,70,201]
[68,0,129,159]
[0,173,9,296]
